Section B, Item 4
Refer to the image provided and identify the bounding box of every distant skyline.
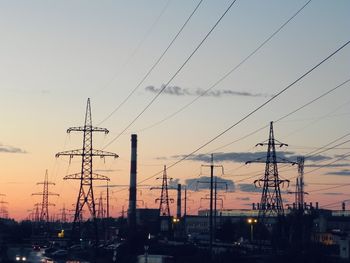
[0,0,349,220]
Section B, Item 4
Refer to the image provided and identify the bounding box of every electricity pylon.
[246,122,296,222]
[151,165,174,216]
[97,192,105,219]
[60,204,67,223]
[34,203,41,222]
[296,156,307,209]
[32,170,59,222]
[55,98,118,242]
[288,156,308,210]
[0,200,8,219]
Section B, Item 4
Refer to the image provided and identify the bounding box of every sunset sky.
[0,0,349,220]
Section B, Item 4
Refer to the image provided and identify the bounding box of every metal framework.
[97,192,105,219]
[199,154,225,260]
[246,122,296,221]
[34,203,40,222]
[56,98,118,240]
[0,194,8,219]
[32,170,59,222]
[153,165,174,216]
[60,204,67,223]
[296,157,306,209]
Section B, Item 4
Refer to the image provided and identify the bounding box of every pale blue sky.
[0,0,349,218]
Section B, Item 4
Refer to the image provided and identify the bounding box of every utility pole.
[184,187,187,218]
[32,170,59,222]
[200,154,224,261]
[56,98,118,243]
[106,181,110,218]
[246,122,296,224]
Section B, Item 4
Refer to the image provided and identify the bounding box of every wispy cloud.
[185,176,235,191]
[145,85,272,98]
[168,151,330,164]
[0,143,27,154]
[326,169,350,176]
[238,183,261,193]
[323,192,344,196]
[306,163,349,168]
[236,197,250,201]
[168,178,180,189]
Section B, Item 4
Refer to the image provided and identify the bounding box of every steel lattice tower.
[60,204,67,223]
[32,170,59,222]
[296,156,307,209]
[156,165,172,216]
[246,122,296,221]
[56,98,118,241]
[97,192,104,219]
[0,194,7,219]
[0,200,8,219]
[34,203,40,222]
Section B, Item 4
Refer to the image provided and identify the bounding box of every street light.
[247,218,258,242]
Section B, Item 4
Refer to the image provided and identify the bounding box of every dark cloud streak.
[0,144,27,154]
[185,176,235,191]
[170,151,330,164]
[145,85,272,98]
[326,169,350,176]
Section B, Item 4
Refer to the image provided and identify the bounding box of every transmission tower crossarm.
[150,187,162,190]
[37,181,56,185]
[63,172,110,181]
[55,149,84,157]
[56,149,118,158]
[63,172,82,180]
[91,149,119,158]
[67,126,109,134]
[48,192,60,196]
[31,192,59,196]
[155,197,174,203]
[92,173,111,181]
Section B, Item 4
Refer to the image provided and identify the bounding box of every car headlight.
[16,256,20,261]
[22,257,26,261]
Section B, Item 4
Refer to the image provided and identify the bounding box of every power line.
[136,40,350,185]
[277,134,350,179]
[98,0,204,125]
[93,0,172,98]
[322,199,350,208]
[210,77,350,153]
[309,184,350,194]
[303,151,350,176]
[136,0,312,133]
[103,0,238,149]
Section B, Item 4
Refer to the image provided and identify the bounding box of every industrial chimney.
[177,184,181,219]
[128,134,137,228]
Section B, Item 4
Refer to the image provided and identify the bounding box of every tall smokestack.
[177,184,181,219]
[128,134,137,228]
